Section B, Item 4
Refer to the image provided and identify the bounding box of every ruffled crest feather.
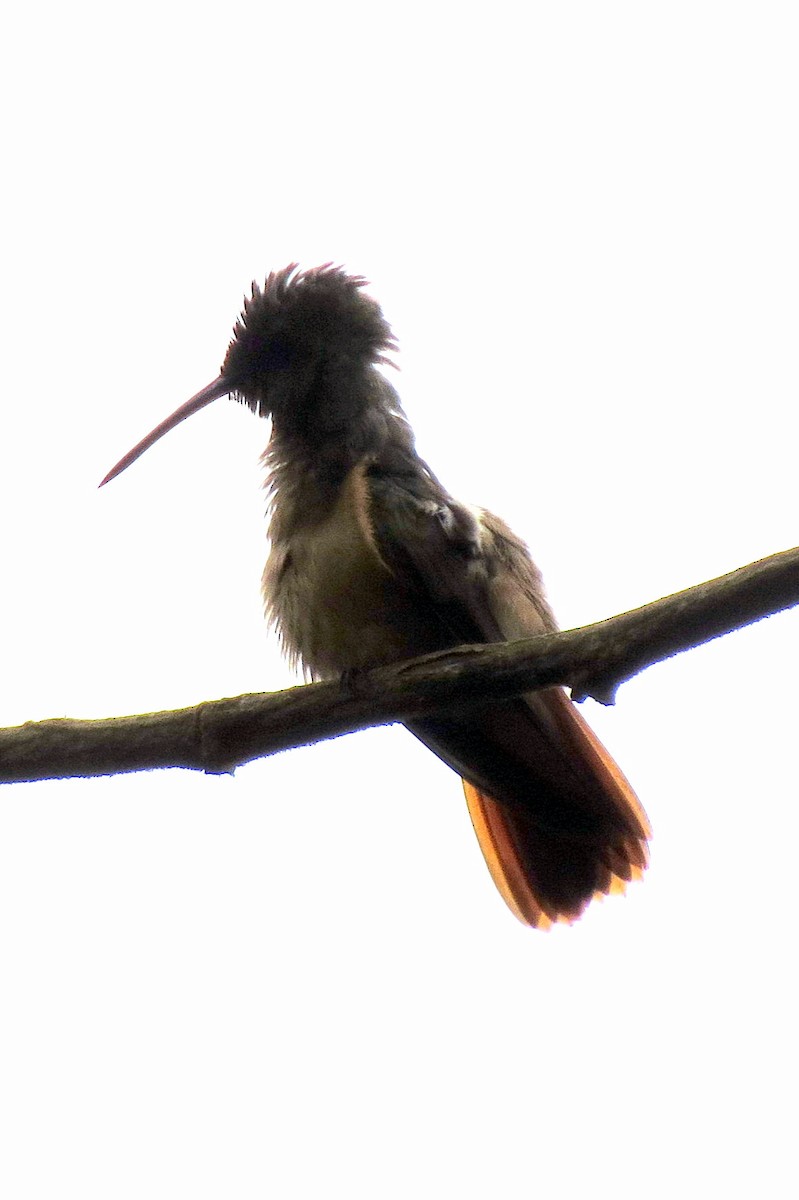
[221,264,398,417]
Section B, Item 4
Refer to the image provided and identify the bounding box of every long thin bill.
[99,375,232,486]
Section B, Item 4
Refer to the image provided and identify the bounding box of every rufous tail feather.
[463,691,650,927]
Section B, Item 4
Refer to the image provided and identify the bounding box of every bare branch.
[2,546,798,785]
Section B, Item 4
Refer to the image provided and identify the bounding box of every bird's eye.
[266,341,294,371]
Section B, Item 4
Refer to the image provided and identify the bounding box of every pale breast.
[263,463,441,678]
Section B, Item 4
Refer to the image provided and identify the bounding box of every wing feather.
[367,461,650,925]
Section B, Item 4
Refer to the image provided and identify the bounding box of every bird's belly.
[264,496,442,679]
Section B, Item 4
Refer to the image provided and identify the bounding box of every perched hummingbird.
[102,264,650,927]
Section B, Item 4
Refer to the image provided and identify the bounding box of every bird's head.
[100,264,396,485]
[224,264,396,420]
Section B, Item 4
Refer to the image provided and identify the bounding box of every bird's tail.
[409,688,650,927]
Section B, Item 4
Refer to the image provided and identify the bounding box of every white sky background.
[2,3,798,1196]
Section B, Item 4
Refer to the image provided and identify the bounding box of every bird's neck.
[263,430,357,536]
[263,370,412,540]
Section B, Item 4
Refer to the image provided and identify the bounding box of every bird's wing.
[367,463,650,927]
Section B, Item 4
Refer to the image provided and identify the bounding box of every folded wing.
[367,461,651,925]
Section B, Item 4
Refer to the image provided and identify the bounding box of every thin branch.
[2,546,798,785]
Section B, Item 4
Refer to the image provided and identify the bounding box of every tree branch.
[2,546,798,785]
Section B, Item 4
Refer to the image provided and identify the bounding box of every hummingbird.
[102,264,650,927]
